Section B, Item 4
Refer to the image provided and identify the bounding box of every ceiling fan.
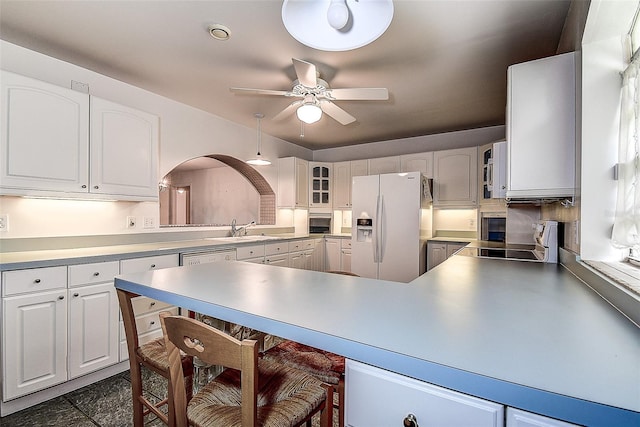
[230,58,388,125]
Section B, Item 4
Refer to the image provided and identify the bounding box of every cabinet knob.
[58,295,65,300]
[150,302,156,307]
[403,414,418,427]
[73,293,79,297]
[150,321,155,326]
[93,272,100,276]
[81,184,87,189]
[150,264,156,268]
[34,278,41,284]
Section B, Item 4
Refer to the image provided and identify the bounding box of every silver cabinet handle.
[403,414,418,427]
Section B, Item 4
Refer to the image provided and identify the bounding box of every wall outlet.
[126,216,137,228]
[0,214,8,232]
[143,217,155,229]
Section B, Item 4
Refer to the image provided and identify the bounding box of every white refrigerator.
[351,172,432,282]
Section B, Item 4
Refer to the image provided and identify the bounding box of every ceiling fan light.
[327,0,349,30]
[297,103,322,124]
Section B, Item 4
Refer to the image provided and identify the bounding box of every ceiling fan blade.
[321,102,356,125]
[292,58,318,88]
[230,87,290,96]
[273,101,301,121]
[328,88,389,100]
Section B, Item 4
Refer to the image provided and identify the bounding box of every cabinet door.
[277,157,308,208]
[433,147,478,207]
[288,252,305,269]
[265,253,289,267]
[3,289,68,400]
[325,238,342,272]
[446,242,467,257]
[368,156,400,175]
[341,249,352,272]
[68,282,119,378]
[333,161,351,208]
[507,53,575,198]
[90,96,159,199]
[350,160,368,177]
[0,71,89,194]
[401,152,434,177]
[346,360,503,427]
[427,242,448,270]
[507,408,578,427]
[309,162,332,208]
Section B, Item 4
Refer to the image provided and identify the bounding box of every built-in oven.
[481,212,506,242]
[309,213,332,234]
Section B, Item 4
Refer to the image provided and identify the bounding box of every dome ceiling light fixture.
[282,0,394,51]
[296,95,323,124]
[246,113,271,166]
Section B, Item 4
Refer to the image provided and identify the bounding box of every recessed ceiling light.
[208,24,231,41]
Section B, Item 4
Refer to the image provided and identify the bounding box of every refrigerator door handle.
[373,194,381,263]
[379,194,385,262]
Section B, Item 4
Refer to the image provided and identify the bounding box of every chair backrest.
[117,289,141,358]
[159,312,259,427]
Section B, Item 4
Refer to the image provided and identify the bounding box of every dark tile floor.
[0,367,338,426]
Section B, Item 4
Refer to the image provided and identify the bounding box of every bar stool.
[261,270,358,427]
[117,289,194,426]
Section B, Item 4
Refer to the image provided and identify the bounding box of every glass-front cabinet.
[309,162,332,209]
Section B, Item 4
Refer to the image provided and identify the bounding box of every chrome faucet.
[231,219,256,237]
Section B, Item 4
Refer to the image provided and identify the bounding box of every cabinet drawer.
[236,244,264,260]
[288,239,313,252]
[346,360,503,427]
[341,239,352,249]
[265,242,288,256]
[130,295,173,316]
[2,266,67,296]
[68,261,119,287]
[120,254,179,274]
[119,327,164,362]
[120,306,178,337]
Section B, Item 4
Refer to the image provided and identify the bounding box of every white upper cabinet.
[1,71,89,193]
[0,71,159,200]
[401,152,434,177]
[333,160,367,209]
[309,162,332,209]
[90,97,159,199]
[507,52,576,198]
[368,156,400,175]
[278,157,308,208]
[433,147,478,207]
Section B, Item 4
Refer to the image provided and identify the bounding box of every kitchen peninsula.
[115,253,640,427]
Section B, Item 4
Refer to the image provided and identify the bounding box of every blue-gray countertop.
[114,255,640,427]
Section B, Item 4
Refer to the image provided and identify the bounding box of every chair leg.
[337,377,345,427]
[130,361,145,427]
[320,383,334,427]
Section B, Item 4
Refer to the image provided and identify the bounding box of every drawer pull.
[34,279,41,284]
[150,264,156,268]
[150,302,156,307]
[73,293,79,297]
[403,414,418,427]
[58,295,65,300]
[150,321,155,326]
[93,272,100,276]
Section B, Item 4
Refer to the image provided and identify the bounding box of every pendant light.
[246,113,271,166]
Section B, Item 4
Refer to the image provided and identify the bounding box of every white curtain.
[612,55,640,248]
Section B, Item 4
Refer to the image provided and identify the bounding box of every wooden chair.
[262,270,357,427]
[117,289,194,426]
[159,312,333,427]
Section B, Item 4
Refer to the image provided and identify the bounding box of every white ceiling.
[0,0,571,150]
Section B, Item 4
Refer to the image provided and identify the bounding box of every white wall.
[580,0,638,261]
[312,126,505,162]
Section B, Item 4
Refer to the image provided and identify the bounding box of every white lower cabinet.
[3,288,68,400]
[68,282,119,379]
[427,241,468,270]
[507,408,578,427]
[325,237,352,273]
[346,360,503,427]
[265,242,289,267]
